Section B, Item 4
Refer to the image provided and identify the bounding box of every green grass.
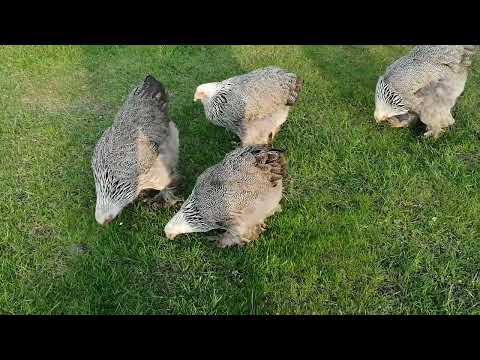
[1,45,479,314]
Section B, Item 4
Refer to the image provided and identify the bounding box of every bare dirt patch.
[30,223,56,239]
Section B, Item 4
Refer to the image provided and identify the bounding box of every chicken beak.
[194,91,204,103]
[166,232,177,240]
[374,112,387,123]
[96,213,114,226]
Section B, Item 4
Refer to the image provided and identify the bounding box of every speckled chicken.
[374,45,478,138]
[164,145,285,247]
[92,75,180,225]
[194,66,302,145]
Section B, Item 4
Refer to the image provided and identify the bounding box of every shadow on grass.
[302,45,380,110]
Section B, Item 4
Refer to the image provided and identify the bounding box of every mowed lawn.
[1,45,479,315]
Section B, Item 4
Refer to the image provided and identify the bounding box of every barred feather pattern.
[203,67,301,137]
[92,75,175,221]
[375,77,408,115]
[166,145,285,233]
[377,45,477,113]
[204,82,243,134]
[92,128,139,212]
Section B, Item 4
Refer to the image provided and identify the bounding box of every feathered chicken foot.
[423,127,446,139]
[389,113,418,128]
[216,232,243,248]
[205,229,226,242]
[206,234,221,242]
[151,188,183,208]
[422,114,452,139]
[216,223,268,248]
